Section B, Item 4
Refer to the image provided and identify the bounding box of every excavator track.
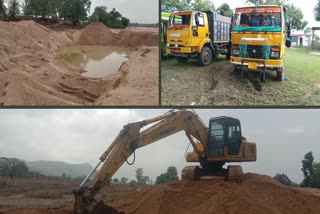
[225,165,243,182]
[181,166,200,180]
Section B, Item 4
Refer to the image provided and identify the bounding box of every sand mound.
[0,21,158,105]
[78,22,114,45]
[107,173,320,214]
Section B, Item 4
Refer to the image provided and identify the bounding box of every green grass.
[161,48,320,106]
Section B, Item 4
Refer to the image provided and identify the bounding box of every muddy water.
[58,46,128,78]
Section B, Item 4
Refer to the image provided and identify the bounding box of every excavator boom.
[73,109,256,214]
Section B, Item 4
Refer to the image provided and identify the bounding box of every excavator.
[73,109,257,214]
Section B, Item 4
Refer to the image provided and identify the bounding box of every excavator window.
[208,117,242,157]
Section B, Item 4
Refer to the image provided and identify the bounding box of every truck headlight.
[233,49,239,55]
[174,43,178,48]
[166,43,169,48]
[271,51,279,58]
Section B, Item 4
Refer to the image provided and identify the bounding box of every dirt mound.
[78,22,114,45]
[106,173,320,214]
[0,21,158,105]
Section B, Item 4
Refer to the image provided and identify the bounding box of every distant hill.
[26,160,93,178]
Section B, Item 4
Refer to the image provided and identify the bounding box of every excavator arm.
[73,109,209,214]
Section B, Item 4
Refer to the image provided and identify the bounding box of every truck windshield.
[232,8,282,32]
[169,14,191,26]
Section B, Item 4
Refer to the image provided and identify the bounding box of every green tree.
[135,168,144,184]
[304,27,311,34]
[0,157,29,180]
[141,176,150,185]
[8,0,21,19]
[90,6,129,29]
[120,177,128,184]
[301,152,314,187]
[217,3,232,17]
[273,173,292,186]
[0,0,7,17]
[113,178,119,183]
[191,0,215,11]
[156,166,179,185]
[286,3,308,31]
[310,162,320,188]
[315,0,320,21]
[161,0,192,13]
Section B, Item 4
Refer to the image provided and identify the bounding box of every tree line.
[162,0,312,31]
[0,0,130,28]
[273,151,320,188]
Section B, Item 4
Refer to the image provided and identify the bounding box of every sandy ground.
[1,173,320,214]
[0,21,158,106]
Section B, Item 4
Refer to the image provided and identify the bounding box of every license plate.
[248,62,258,70]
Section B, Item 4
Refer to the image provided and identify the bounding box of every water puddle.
[58,46,128,78]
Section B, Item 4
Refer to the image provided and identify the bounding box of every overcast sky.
[0,109,319,184]
[90,0,158,23]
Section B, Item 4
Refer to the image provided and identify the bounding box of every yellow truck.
[166,11,231,65]
[230,5,291,81]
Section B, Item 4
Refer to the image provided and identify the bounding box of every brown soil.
[0,21,158,106]
[106,173,320,214]
[2,173,320,214]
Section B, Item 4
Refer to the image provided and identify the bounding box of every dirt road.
[0,21,158,106]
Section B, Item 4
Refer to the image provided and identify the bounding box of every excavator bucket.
[225,165,243,182]
[73,188,125,214]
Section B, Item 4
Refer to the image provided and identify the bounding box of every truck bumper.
[231,57,283,70]
[166,47,193,55]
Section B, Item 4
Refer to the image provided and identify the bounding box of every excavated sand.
[106,173,320,214]
[0,21,158,105]
[1,173,320,214]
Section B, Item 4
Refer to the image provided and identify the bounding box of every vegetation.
[0,157,30,180]
[156,166,179,185]
[0,0,130,28]
[89,6,129,29]
[273,173,292,186]
[120,177,128,184]
[217,3,232,17]
[161,0,215,12]
[315,0,320,21]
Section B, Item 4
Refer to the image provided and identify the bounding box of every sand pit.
[0,21,158,105]
[1,173,320,214]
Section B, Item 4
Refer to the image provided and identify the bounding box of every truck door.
[193,12,208,41]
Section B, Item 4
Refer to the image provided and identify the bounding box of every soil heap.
[106,173,320,214]
[0,21,158,105]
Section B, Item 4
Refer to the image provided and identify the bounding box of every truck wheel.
[260,71,266,82]
[199,46,212,66]
[276,67,284,81]
[176,56,188,63]
[276,60,285,81]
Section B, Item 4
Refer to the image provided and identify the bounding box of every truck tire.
[276,60,285,81]
[176,56,188,63]
[199,46,212,66]
[276,68,284,81]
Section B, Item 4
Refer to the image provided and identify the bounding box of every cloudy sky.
[90,0,158,23]
[0,109,320,184]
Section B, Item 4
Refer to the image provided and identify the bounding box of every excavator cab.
[208,117,242,157]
